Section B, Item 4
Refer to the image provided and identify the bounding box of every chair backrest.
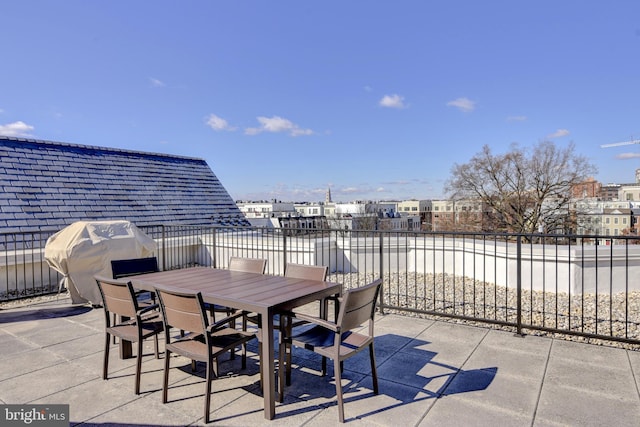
[155,285,207,335]
[111,257,159,279]
[95,275,139,319]
[285,263,328,281]
[337,278,382,332]
[228,257,267,274]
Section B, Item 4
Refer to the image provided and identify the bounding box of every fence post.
[516,234,523,336]
[378,230,385,314]
[161,225,166,271]
[211,226,217,268]
[282,228,288,275]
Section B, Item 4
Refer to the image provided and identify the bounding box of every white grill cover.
[44,220,157,304]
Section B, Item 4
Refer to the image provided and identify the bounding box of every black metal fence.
[2,224,639,345]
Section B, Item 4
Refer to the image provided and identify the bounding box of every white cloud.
[547,128,570,138]
[206,114,236,131]
[379,94,406,109]
[0,121,34,137]
[376,187,385,192]
[245,116,313,137]
[341,187,359,194]
[615,152,640,160]
[384,180,411,185]
[507,115,527,122]
[446,97,476,112]
[149,78,165,87]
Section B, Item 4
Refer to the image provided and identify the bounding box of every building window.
[615,217,619,225]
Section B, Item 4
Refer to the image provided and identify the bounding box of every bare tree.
[446,141,597,235]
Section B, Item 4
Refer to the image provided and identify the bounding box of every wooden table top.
[130,266,341,313]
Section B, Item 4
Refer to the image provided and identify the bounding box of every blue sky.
[2,1,640,202]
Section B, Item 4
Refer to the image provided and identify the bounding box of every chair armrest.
[137,304,159,316]
[207,310,245,332]
[292,312,339,332]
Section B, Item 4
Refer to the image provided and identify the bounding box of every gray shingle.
[0,137,249,232]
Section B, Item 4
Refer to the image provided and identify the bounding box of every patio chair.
[154,285,256,424]
[240,263,330,394]
[110,257,160,343]
[279,278,382,422]
[208,257,267,322]
[95,275,164,395]
[277,264,329,394]
[229,256,267,274]
[242,263,326,331]
[111,256,159,279]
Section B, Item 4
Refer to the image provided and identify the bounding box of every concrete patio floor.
[1,296,639,426]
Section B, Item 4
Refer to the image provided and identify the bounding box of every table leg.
[261,309,276,420]
[119,315,133,359]
[120,339,133,359]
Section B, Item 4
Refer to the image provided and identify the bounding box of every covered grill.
[44,220,157,304]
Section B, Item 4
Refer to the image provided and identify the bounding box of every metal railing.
[1,225,639,345]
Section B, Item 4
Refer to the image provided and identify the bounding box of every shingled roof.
[0,137,249,232]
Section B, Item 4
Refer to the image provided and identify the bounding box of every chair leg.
[154,334,159,359]
[103,333,111,380]
[258,345,263,391]
[369,343,379,394]
[334,358,345,423]
[135,339,143,394]
[211,356,219,378]
[205,360,213,424]
[282,316,293,386]
[163,349,171,403]
[241,341,247,369]
[285,342,292,386]
[278,320,287,402]
[112,315,117,344]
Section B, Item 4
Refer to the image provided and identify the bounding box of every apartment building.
[599,184,621,201]
[294,202,324,217]
[602,207,632,237]
[430,199,487,231]
[619,183,640,202]
[572,177,601,198]
[397,200,431,230]
[236,201,296,219]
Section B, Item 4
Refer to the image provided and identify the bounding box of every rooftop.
[0,137,248,232]
[1,296,639,426]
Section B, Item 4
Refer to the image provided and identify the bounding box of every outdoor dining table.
[128,266,341,420]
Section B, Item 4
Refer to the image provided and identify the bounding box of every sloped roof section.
[0,137,249,232]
